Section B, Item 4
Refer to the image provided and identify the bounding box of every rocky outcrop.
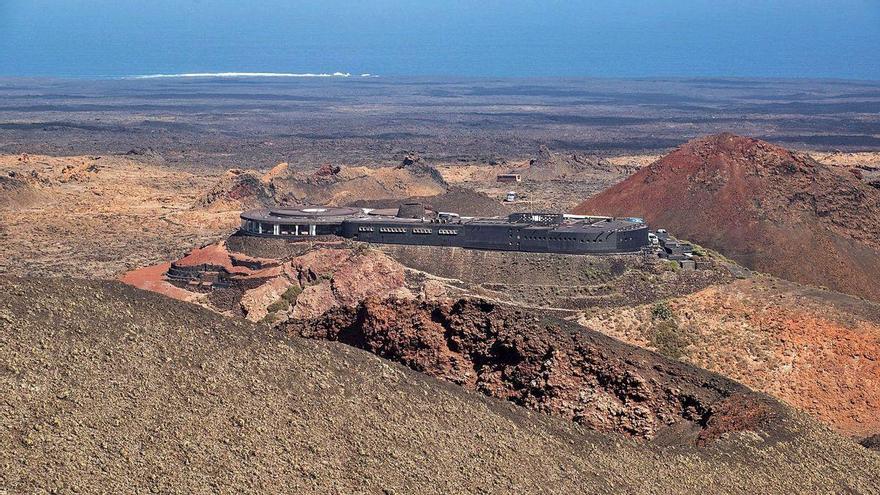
[123,242,423,323]
[260,161,289,183]
[59,159,100,183]
[313,163,340,178]
[193,169,277,211]
[522,145,614,180]
[286,247,414,319]
[862,434,880,451]
[0,171,44,207]
[122,147,164,163]
[397,153,448,187]
[240,276,293,322]
[287,297,781,442]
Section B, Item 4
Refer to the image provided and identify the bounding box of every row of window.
[364,226,459,235]
[522,235,605,243]
[241,220,319,236]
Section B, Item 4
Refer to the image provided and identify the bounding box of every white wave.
[127,71,359,79]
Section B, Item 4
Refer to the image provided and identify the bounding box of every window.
[316,224,337,235]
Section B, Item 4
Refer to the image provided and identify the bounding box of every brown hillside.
[521,145,615,180]
[581,276,880,440]
[7,277,880,492]
[573,133,880,301]
[271,158,447,206]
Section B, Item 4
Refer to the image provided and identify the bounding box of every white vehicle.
[504,191,517,202]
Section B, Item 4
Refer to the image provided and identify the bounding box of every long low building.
[239,203,649,254]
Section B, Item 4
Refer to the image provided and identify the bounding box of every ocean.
[0,0,878,80]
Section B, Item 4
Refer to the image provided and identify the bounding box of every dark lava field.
[1,76,879,169]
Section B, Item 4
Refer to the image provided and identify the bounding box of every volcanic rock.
[273,247,414,320]
[398,152,448,187]
[573,133,880,301]
[313,163,341,177]
[59,159,100,183]
[194,168,277,210]
[400,153,421,167]
[269,162,447,206]
[240,276,294,322]
[580,276,880,439]
[261,161,289,183]
[0,172,42,207]
[123,147,164,162]
[523,145,613,180]
[287,297,782,441]
[124,242,418,323]
[862,434,880,451]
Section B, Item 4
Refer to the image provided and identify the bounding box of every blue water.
[1,0,878,79]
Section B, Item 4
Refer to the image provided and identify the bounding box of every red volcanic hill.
[573,133,880,301]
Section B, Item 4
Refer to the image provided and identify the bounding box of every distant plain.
[1,77,879,170]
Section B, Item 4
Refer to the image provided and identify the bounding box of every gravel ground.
[2,276,880,494]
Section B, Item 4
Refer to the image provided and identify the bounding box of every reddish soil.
[573,133,880,301]
[581,277,880,439]
[696,393,777,446]
[286,297,781,443]
[118,262,196,301]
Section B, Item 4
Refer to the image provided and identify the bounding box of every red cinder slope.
[573,133,880,301]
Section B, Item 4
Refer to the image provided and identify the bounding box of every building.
[239,203,649,255]
[496,173,521,183]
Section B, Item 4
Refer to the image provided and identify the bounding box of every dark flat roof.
[240,206,646,232]
[241,207,368,224]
